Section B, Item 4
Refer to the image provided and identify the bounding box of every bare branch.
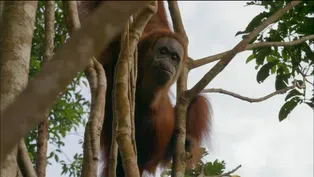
[107,3,157,176]
[189,51,229,69]
[168,1,189,44]
[128,1,157,155]
[17,166,23,177]
[82,58,107,177]
[248,34,314,48]
[109,23,130,177]
[62,1,81,33]
[43,1,55,61]
[304,78,314,86]
[203,86,295,103]
[63,1,108,176]
[82,121,93,177]
[62,2,97,175]
[168,0,189,92]
[129,1,157,54]
[82,61,97,176]
[113,20,141,177]
[187,1,302,100]
[36,2,55,176]
[190,34,313,69]
[299,66,314,87]
[36,119,48,177]
[1,1,149,162]
[0,1,38,171]
[167,1,191,176]
[18,140,38,177]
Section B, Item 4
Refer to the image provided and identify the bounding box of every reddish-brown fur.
[78,1,212,176]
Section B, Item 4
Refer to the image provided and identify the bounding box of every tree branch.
[186,1,302,100]
[63,2,108,177]
[1,1,149,163]
[18,140,38,177]
[112,2,157,176]
[168,1,191,176]
[189,33,313,69]
[0,1,38,173]
[168,0,189,92]
[168,1,189,44]
[109,22,130,177]
[36,2,55,176]
[82,60,97,177]
[299,66,314,87]
[113,20,140,177]
[62,1,81,33]
[248,34,314,48]
[82,57,107,177]
[89,58,106,175]
[203,86,295,103]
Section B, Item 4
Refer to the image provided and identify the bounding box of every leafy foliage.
[161,150,239,177]
[60,153,84,177]
[26,1,89,176]
[239,1,314,121]
[203,159,226,176]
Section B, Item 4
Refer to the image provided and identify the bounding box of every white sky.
[47,2,313,177]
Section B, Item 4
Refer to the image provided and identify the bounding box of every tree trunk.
[0,1,38,177]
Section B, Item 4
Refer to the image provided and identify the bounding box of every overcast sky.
[47,2,313,177]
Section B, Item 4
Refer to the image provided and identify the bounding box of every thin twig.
[299,66,314,87]
[203,86,295,103]
[190,34,313,69]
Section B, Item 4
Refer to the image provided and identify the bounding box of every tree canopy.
[1,1,312,177]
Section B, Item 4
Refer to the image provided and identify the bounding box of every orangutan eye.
[159,47,168,55]
[171,53,179,61]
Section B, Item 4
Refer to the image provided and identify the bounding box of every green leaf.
[279,98,300,121]
[297,17,314,34]
[256,47,271,65]
[246,53,256,63]
[282,64,290,74]
[256,62,277,83]
[236,12,271,36]
[275,66,290,91]
[48,151,54,159]
[285,89,303,101]
[266,55,276,63]
[204,159,226,176]
[82,80,88,87]
[282,48,288,61]
[54,154,59,162]
[305,102,314,109]
[271,65,277,74]
[275,75,288,91]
